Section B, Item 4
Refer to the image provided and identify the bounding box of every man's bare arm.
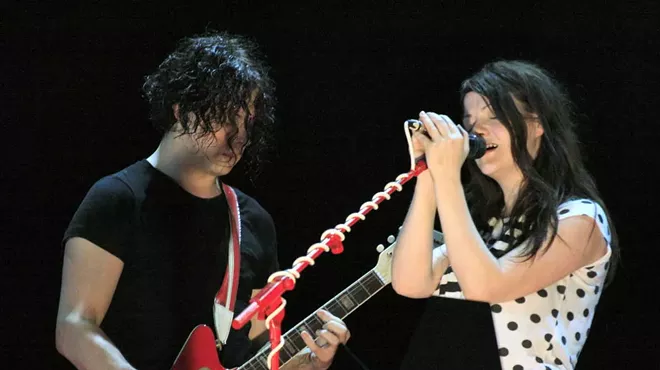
[56,237,135,370]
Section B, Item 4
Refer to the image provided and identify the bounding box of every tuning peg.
[376,244,385,253]
[386,235,396,243]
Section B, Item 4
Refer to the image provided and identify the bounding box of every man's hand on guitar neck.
[283,310,351,370]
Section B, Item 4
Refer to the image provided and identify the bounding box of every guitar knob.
[376,244,385,253]
[386,235,396,243]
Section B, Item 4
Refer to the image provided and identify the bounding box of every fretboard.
[238,269,386,370]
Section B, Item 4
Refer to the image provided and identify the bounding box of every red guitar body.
[171,325,227,370]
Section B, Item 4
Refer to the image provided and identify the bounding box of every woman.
[391,60,619,369]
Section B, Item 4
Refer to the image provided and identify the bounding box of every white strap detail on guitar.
[213,182,242,347]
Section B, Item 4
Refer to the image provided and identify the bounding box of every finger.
[457,124,470,138]
[317,309,333,322]
[458,124,470,153]
[317,311,346,336]
[412,131,431,147]
[427,112,451,138]
[323,320,346,334]
[439,114,460,136]
[324,321,350,343]
[419,111,442,141]
[301,330,322,352]
[317,329,340,346]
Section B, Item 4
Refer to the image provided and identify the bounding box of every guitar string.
[245,272,383,366]
[241,271,385,368]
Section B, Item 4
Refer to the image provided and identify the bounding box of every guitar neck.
[239,268,387,370]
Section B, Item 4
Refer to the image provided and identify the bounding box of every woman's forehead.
[463,92,492,116]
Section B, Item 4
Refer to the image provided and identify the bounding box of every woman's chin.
[476,162,498,177]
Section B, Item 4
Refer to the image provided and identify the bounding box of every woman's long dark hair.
[142,30,276,178]
[460,60,619,286]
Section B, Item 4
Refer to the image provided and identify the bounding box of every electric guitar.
[172,231,444,370]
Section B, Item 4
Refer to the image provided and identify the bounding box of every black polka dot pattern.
[544,333,553,342]
[508,322,518,331]
[576,288,585,298]
[551,309,558,318]
[557,285,566,294]
[583,308,590,317]
[559,209,569,215]
[587,270,598,278]
[567,312,574,321]
[515,297,526,304]
[575,332,581,341]
[530,314,541,323]
[499,347,509,356]
[513,365,523,370]
[554,358,563,365]
[522,340,532,348]
[537,289,548,297]
[535,357,543,363]
[561,336,567,345]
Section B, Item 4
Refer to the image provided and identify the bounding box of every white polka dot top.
[432,198,612,370]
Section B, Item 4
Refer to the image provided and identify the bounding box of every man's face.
[177,91,257,176]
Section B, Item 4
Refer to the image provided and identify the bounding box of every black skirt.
[399,296,502,370]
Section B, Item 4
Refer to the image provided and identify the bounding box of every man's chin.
[208,163,231,176]
[210,158,240,176]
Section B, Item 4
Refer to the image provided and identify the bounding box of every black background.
[3,1,659,369]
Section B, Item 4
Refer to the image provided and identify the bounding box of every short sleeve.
[557,198,612,244]
[236,190,280,287]
[62,176,135,261]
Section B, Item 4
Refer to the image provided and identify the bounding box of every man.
[55,31,350,370]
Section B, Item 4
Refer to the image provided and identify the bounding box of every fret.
[337,291,358,311]
[240,355,263,370]
[278,341,293,361]
[282,339,299,361]
[323,297,348,318]
[352,280,370,303]
[258,356,268,370]
[292,326,307,352]
[362,271,385,294]
[301,319,317,335]
[303,314,325,333]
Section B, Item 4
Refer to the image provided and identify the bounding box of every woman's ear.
[172,103,181,121]
[529,114,544,138]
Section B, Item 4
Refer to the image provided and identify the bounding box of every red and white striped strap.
[213,182,242,347]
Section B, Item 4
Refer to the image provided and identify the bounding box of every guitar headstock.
[372,229,445,284]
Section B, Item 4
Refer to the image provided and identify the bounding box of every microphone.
[405,119,487,159]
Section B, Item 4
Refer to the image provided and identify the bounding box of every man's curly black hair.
[142,31,276,176]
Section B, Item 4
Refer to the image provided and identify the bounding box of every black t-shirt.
[62,159,279,369]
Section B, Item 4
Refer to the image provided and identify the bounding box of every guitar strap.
[213,182,242,348]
